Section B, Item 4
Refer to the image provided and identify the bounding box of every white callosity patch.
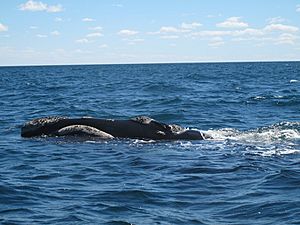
[22,116,67,134]
[57,125,114,139]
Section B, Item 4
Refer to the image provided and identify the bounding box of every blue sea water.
[0,62,299,225]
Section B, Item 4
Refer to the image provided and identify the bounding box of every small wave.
[253,96,266,100]
[105,221,133,225]
[132,139,156,144]
[253,148,300,157]
[274,95,284,99]
[290,79,299,83]
[249,95,296,103]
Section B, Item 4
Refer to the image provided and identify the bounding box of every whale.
[21,116,211,140]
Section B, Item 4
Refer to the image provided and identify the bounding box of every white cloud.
[47,4,63,13]
[82,18,95,22]
[76,32,103,45]
[86,32,103,38]
[89,26,103,31]
[0,23,8,32]
[189,20,299,47]
[297,5,300,12]
[191,30,231,37]
[217,17,249,29]
[181,22,202,30]
[190,28,265,40]
[266,17,286,24]
[19,0,47,11]
[149,24,199,36]
[160,35,179,39]
[99,44,108,48]
[76,38,91,43]
[234,36,270,41]
[29,26,38,29]
[160,26,192,33]
[276,33,298,45]
[19,0,63,13]
[159,26,180,33]
[191,23,297,41]
[232,28,264,36]
[231,36,272,42]
[74,49,92,54]
[36,34,47,38]
[51,30,60,36]
[209,38,225,48]
[128,38,144,45]
[264,24,299,33]
[118,29,139,36]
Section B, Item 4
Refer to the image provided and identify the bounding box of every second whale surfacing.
[21,116,211,140]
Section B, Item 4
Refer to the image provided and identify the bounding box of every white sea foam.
[290,79,299,83]
[254,96,266,100]
[274,95,283,99]
[132,139,156,144]
[197,122,300,156]
[204,122,300,144]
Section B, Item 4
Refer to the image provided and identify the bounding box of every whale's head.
[21,116,68,137]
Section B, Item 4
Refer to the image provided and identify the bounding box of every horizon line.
[0,59,299,68]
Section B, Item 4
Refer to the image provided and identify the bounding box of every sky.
[0,0,300,65]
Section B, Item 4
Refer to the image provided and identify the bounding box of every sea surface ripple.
[0,62,299,224]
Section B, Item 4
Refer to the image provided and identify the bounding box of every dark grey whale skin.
[21,117,210,140]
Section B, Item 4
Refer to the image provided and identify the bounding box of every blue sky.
[0,0,300,65]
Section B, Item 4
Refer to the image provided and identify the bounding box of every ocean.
[0,62,299,224]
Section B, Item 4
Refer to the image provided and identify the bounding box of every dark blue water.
[0,62,299,224]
